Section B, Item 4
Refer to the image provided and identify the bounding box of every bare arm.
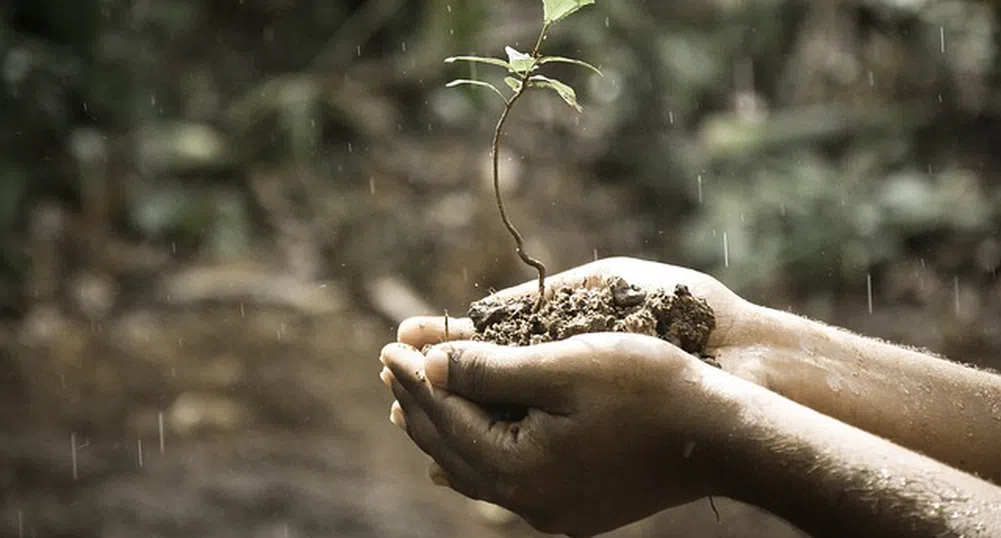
[704,363,1001,538]
[720,305,1001,483]
[383,330,1001,537]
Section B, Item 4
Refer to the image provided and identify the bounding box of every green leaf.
[542,0,595,25]
[504,46,536,75]
[444,55,511,70]
[445,79,507,102]
[538,55,603,76]
[529,74,582,112]
[504,77,523,92]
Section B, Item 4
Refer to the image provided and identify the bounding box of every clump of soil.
[466,277,717,420]
[469,277,717,361]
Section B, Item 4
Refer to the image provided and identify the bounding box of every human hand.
[399,257,770,383]
[379,333,735,536]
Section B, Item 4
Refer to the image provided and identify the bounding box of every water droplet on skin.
[826,376,842,393]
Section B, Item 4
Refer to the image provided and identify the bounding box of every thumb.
[424,341,572,412]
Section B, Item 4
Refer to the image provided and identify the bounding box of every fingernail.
[379,367,392,388]
[390,401,406,430]
[379,342,406,366]
[430,471,451,487]
[424,347,450,387]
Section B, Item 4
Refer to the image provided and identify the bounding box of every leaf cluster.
[444,0,601,111]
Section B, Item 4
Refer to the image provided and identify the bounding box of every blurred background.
[2,0,1000,536]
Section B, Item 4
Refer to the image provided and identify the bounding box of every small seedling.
[445,0,602,308]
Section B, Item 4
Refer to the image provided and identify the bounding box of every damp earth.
[465,277,718,420]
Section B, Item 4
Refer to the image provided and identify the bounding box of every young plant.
[445,0,601,308]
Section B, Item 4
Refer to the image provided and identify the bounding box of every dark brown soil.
[466,276,717,421]
[468,276,718,362]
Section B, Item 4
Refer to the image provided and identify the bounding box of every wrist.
[674,361,769,500]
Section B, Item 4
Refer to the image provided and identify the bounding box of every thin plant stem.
[491,23,551,309]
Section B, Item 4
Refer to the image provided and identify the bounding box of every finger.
[389,400,408,430]
[390,377,490,501]
[428,461,450,487]
[423,341,575,412]
[382,343,515,464]
[397,316,475,349]
[427,460,490,503]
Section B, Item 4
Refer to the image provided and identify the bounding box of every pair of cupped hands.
[379,257,772,536]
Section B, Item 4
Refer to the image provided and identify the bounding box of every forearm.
[738,305,1001,483]
[703,368,1001,538]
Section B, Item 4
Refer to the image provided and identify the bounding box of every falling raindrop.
[369,177,376,195]
[866,273,873,314]
[158,411,165,454]
[940,26,946,53]
[17,507,23,538]
[446,4,452,12]
[668,111,674,124]
[867,71,874,87]
[604,17,609,27]
[70,433,78,480]
[356,45,361,57]
[593,248,599,261]
[401,41,407,52]
[723,232,729,268]
[137,439,144,468]
[347,142,353,153]
[697,174,703,203]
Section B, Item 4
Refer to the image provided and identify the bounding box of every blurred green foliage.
[1,0,1000,312]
